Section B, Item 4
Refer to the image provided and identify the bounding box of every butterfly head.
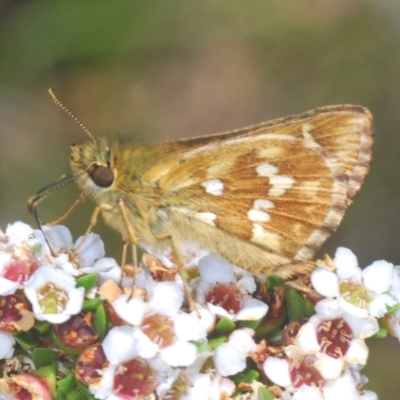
[70,138,116,197]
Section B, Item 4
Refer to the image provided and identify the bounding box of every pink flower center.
[54,312,99,349]
[316,318,353,358]
[205,283,243,313]
[141,314,174,348]
[290,355,324,388]
[9,382,32,400]
[3,259,38,284]
[0,294,30,333]
[114,358,157,399]
[76,343,108,385]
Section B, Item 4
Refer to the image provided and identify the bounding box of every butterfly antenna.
[48,88,94,140]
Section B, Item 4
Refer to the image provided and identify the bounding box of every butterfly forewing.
[141,105,373,267]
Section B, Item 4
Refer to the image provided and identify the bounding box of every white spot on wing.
[302,123,314,140]
[201,178,224,196]
[248,209,270,222]
[254,199,274,210]
[256,164,295,197]
[251,224,281,253]
[171,207,217,227]
[248,198,274,222]
[268,176,296,197]
[256,163,278,177]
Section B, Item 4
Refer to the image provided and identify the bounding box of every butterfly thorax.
[69,138,176,245]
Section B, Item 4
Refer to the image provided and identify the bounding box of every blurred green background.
[1,1,400,398]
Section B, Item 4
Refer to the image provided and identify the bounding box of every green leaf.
[32,347,58,367]
[192,341,211,353]
[375,327,387,339]
[239,319,262,330]
[94,303,107,340]
[242,369,260,383]
[258,387,275,400]
[76,274,98,291]
[34,320,51,334]
[66,392,85,400]
[50,329,82,356]
[386,303,400,313]
[267,275,283,290]
[286,288,306,322]
[215,317,235,334]
[54,390,66,400]
[76,380,97,399]
[57,374,76,394]
[14,333,40,351]
[31,363,57,393]
[82,298,103,311]
[208,336,227,349]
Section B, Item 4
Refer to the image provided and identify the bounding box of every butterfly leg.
[117,199,140,293]
[170,238,199,315]
[46,193,86,226]
[152,232,198,314]
[71,203,110,257]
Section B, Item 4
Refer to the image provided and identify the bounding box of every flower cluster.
[0,221,399,399]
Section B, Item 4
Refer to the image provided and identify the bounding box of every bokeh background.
[1,1,400,398]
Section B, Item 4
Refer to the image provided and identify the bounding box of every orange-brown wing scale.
[141,105,373,262]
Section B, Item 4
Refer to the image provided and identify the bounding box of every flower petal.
[334,247,361,281]
[263,357,291,387]
[160,340,197,367]
[363,260,393,294]
[311,267,339,297]
[214,343,246,376]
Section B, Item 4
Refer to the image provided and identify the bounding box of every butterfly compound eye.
[90,165,114,188]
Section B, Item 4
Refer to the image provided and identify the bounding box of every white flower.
[228,329,256,355]
[179,373,235,400]
[147,281,184,317]
[179,373,211,400]
[172,312,207,341]
[234,298,269,321]
[0,222,42,294]
[0,252,20,295]
[314,353,344,380]
[322,372,358,400]
[214,343,246,376]
[159,339,197,367]
[24,266,84,324]
[35,225,105,273]
[213,329,255,376]
[263,357,292,388]
[142,239,209,269]
[94,326,164,399]
[294,315,321,354]
[198,254,237,284]
[91,257,121,284]
[312,248,395,319]
[197,254,268,321]
[291,385,324,400]
[112,294,146,326]
[2,222,38,250]
[103,326,141,364]
[0,332,16,359]
[111,282,204,368]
